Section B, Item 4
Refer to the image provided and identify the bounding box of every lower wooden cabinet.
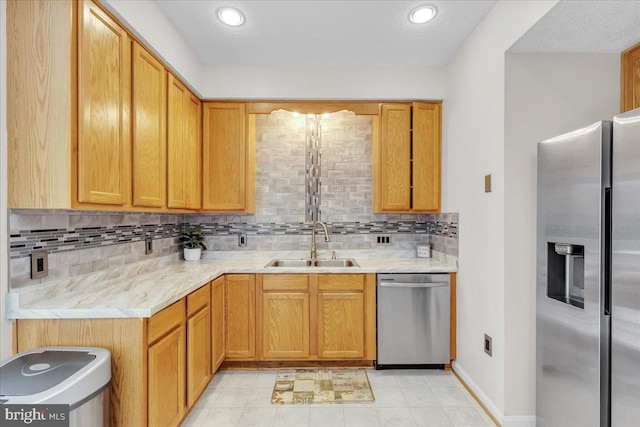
[317,292,365,359]
[260,274,310,360]
[186,284,212,408]
[316,274,367,359]
[211,276,226,372]
[16,282,219,427]
[148,325,186,427]
[254,273,376,362]
[225,274,256,359]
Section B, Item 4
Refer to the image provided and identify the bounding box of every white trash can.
[0,347,111,427]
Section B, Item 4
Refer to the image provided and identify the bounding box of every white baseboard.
[502,416,536,427]
[451,361,536,427]
[451,360,505,425]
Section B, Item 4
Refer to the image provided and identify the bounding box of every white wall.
[0,0,11,360]
[95,1,448,103]
[100,0,203,95]
[443,1,557,424]
[504,52,620,417]
[200,65,447,100]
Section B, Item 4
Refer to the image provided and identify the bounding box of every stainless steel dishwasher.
[376,273,450,368]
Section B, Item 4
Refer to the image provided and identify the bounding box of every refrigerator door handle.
[604,187,612,316]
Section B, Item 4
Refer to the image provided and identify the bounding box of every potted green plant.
[180,228,207,261]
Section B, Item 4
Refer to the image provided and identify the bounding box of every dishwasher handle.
[379,281,449,288]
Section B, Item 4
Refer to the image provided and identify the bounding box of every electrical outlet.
[238,233,247,247]
[376,234,391,245]
[484,334,493,357]
[145,237,153,255]
[31,251,48,279]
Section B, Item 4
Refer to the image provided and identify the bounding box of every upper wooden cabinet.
[77,0,132,206]
[378,104,412,211]
[132,42,167,208]
[168,74,202,209]
[8,0,134,209]
[202,103,255,212]
[7,0,197,211]
[375,102,442,213]
[8,0,74,208]
[622,41,640,113]
[185,93,203,209]
[412,102,442,211]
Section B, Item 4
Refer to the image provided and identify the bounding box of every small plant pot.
[183,248,202,261]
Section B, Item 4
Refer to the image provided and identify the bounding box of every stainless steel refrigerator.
[536,109,640,427]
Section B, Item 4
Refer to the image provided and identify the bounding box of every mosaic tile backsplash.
[9,210,458,288]
[9,210,457,289]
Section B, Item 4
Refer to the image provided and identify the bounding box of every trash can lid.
[0,347,111,406]
[0,351,95,396]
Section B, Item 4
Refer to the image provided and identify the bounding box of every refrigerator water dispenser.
[547,243,584,309]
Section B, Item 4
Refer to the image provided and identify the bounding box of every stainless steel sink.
[265,259,313,267]
[264,258,359,268]
[313,259,359,267]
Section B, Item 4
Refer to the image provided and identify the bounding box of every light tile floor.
[181,369,497,427]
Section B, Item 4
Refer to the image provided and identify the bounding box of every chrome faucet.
[310,222,330,260]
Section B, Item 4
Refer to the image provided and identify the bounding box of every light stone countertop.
[6,250,457,320]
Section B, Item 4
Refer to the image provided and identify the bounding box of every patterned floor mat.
[271,369,375,404]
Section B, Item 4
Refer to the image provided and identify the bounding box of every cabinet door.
[622,42,640,112]
[379,104,411,211]
[187,307,211,408]
[211,276,225,372]
[167,74,187,208]
[225,274,256,359]
[317,292,364,359]
[77,0,130,205]
[262,293,310,360]
[185,93,202,209]
[132,42,166,208]
[148,325,186,427]
[202,103,247,210]
[412,102,441,212]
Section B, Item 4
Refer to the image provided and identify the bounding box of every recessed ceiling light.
[218,7,245,27]
[409,5,437,24]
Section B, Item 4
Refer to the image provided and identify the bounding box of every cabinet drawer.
[263,275,309,292]
[318,274,364,292]
[187,283,210,317]
[148,299,185,345]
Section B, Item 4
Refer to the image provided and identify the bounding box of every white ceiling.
[153,0,495,67]
[510,1,640,53]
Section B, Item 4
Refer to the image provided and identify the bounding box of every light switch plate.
[31,251,48,279]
